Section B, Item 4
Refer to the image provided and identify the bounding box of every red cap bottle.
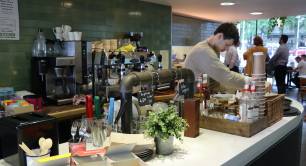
[85,95,93,118]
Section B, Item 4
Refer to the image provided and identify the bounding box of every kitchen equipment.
[74,32,82,41]
[71,121,79,142]
[32,28,47,57]
[86,95,93,118]
[68,32,75,41]
[40,138,53,155]
[0,112,59,166]
[64,41,92,85]
[253,52,265,74]
[31,56,76,105]
[19,142,36,156]
[25,149,50,166]
[38,137,45,153]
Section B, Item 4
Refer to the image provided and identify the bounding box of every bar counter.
[0,98,303,166]
[44,105,85,119]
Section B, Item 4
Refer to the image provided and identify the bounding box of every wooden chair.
[299,76,306,102]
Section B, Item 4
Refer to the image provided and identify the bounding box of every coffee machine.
[31,56,76,105]
[31,40,92,105]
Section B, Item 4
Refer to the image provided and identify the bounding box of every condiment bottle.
[85,95,93,118]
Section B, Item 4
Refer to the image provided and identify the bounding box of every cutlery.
[19,142,36,156]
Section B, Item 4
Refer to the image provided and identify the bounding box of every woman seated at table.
[292,55,306,88]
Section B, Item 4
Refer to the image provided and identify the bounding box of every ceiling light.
[220,2,235,6]
[250,12,263,15]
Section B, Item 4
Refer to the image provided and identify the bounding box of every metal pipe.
[117,68,195,133]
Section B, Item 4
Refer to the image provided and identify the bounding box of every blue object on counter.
[224,114,240,122]
[108,97,115,125]
[0,87,14,101]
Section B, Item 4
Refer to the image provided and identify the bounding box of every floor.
[278,86,306,166]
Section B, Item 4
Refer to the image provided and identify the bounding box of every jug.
[32,28,47,57]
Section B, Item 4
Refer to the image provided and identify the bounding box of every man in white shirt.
[184,23,250,93]
[292,55,306,88]
[224,41,240,73]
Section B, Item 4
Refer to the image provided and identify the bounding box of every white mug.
[62,25,72,33]
[73,32,82,41]
[68,32,75,41]
[62,32,69,41]
[53,27,62,34]
[54,32,63,41]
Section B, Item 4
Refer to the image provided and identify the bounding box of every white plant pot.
[155,136,174,155]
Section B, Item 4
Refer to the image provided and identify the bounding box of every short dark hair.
[214,23,239,45]
[280,35,288,43]
[301,54,306,59]
[253,36,263,46]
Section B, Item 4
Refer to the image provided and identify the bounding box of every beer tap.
[140,55,145,72]
[119,54,126,80]
[157,54,163,70]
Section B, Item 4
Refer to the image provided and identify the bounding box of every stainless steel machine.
[31,56,76,105]
[31,41,92,105]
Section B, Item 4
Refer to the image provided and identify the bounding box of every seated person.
[292,55,306,88]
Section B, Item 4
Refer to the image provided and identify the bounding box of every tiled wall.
[0,0,171,90]
[172,15,220,46]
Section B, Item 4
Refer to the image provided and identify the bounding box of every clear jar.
[32,29,47,57]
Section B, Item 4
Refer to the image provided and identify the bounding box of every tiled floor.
[281,87,306,166]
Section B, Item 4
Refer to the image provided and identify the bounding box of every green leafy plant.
[267,17,287,35]
[144,106,189,141]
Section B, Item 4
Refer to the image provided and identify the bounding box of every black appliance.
[0,112,59,166]
[31,56,76,105]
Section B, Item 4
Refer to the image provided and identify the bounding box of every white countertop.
[0,98,303,166]
[147,98,304,166]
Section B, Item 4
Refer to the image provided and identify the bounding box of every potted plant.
[144,105,188,155]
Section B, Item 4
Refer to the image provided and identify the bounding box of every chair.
[298,76,306,102]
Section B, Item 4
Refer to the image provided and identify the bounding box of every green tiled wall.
[0,0,171,90]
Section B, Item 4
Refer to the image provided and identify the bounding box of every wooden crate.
[200,116,267,137]
[265,94,284,126]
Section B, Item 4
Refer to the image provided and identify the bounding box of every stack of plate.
[134,149,154,161]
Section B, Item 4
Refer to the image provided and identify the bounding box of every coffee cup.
[253,52,265,74]
[68,32,75,41]
[53,27,62,34]
[62,25,72,33]
[73,32,82,41]
[54,32,63,41]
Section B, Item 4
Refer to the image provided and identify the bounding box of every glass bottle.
[32,28,47,57]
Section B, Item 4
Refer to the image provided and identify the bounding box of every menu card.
[0,0,19,40]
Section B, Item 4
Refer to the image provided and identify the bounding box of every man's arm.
[269,47,281,63]
[192,48,247,89]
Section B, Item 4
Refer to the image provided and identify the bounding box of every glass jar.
[32,28,47,57]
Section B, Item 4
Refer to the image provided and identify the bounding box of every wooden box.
[265,94,284,126]
[183,98,200,138]
[200,116,267,137]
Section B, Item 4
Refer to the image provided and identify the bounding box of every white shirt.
[184,40,247,91]
[224,45,240,69]
[297,60,306,76]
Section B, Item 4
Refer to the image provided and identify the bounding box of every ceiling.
[142,0,306,22]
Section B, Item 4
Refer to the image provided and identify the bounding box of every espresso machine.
[31,56,76,105]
